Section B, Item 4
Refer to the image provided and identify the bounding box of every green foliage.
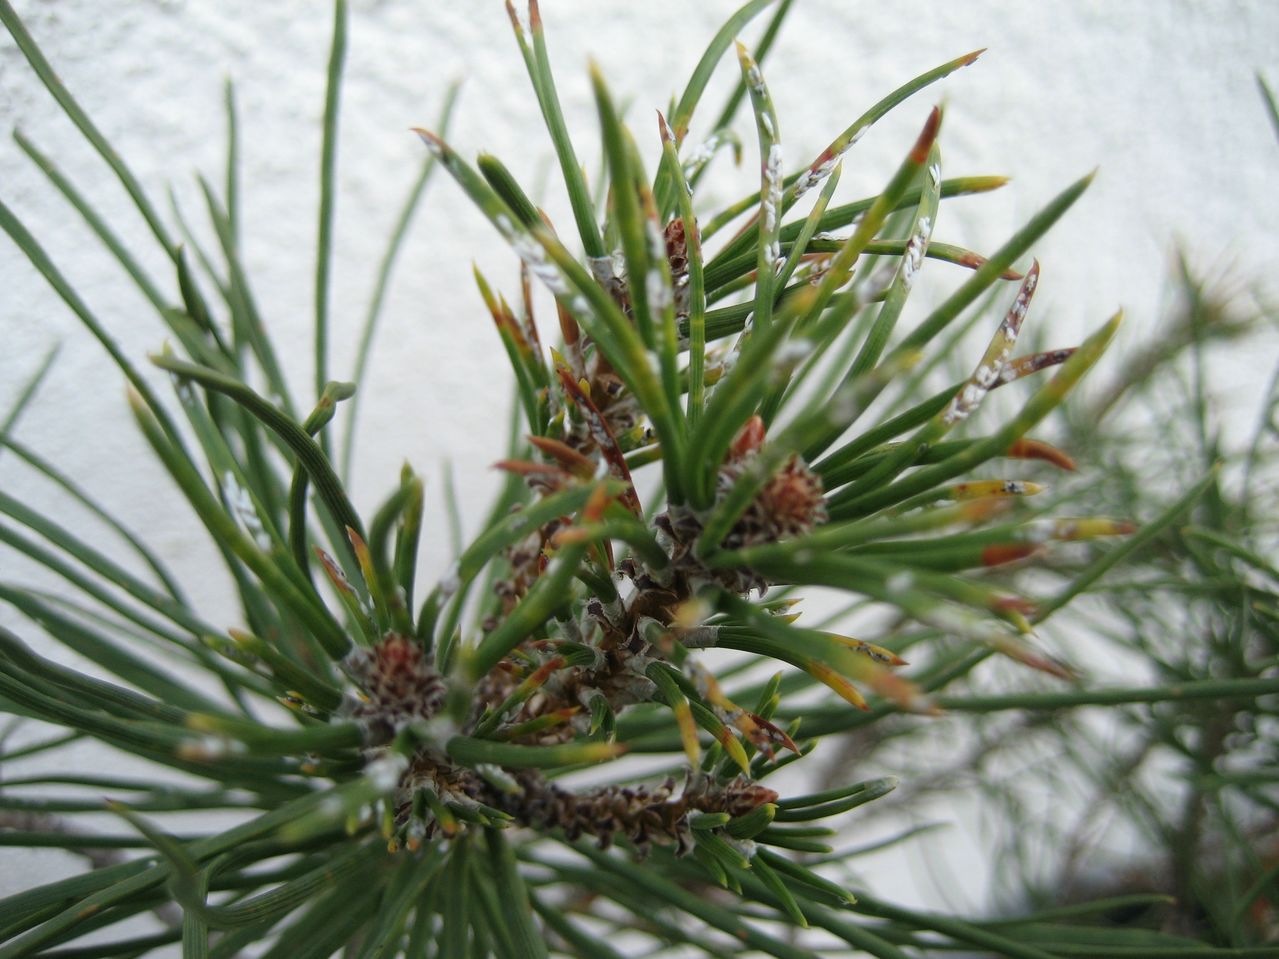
[903,259,1279,947]
[0,1,1275,956]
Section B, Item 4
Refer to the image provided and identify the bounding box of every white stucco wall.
[1,0,1277,928]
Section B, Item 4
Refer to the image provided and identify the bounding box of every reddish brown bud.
[344,634,445,741]
[909,106,942,165]
[730,415,767,460]
[982,543,1040,567]
[1007,438,1077,471]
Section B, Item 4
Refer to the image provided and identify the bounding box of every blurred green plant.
[1029,255,1279,945]
[831,250,1279,949]
[0,0,1275,956]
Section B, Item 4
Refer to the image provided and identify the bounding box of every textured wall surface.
[2,0,1277,918]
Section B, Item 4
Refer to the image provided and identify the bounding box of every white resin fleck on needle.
[762,142,785,262]
[899,215,933,292]
[942,262,1040,426]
